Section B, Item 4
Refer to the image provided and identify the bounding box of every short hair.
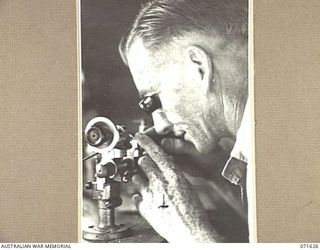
[119,0,248,64]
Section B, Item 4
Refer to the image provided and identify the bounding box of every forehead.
[127,39,162,96]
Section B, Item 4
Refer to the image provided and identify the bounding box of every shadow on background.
[81,0,151,131]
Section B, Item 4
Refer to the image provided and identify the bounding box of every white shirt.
[221,98,256,242]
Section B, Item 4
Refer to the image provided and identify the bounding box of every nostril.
[161,126,172,134]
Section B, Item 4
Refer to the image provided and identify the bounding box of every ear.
[186,45,213,91]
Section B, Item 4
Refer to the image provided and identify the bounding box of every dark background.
[80,0,153,225]
[81,0,151,131]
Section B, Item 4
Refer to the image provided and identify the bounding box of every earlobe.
[186,45,213,91]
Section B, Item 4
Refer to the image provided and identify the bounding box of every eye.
[138,94,162,115]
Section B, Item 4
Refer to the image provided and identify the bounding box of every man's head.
[120,0,248,154]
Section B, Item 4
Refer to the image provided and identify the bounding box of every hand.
[132,133,223,243]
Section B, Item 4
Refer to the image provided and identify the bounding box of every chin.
[194,137,218,155]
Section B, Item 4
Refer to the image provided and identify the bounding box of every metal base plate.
[83,224,132,242]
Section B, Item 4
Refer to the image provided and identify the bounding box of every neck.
[220,84,248,139]
[232,95,247,136]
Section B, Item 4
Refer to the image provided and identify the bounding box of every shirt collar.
[222,101,252,186]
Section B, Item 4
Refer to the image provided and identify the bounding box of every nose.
[152,109,173,135]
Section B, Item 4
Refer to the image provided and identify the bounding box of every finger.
[131,173,148,189]
[160,138,197,156]
[135,133,176,173]
[137,155,162,182]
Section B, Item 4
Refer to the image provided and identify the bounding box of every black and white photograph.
[81,0,254,243]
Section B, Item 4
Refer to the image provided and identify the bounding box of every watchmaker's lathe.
[83,117,142,242]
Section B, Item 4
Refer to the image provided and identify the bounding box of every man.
[119,0,253,243]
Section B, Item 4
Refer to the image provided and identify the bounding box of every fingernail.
[132,193,142,201]
[137,155,146,165]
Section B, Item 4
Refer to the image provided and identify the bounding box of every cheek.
[160,93,184,122]
[160,91,202,126]
[159,68,203,123]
